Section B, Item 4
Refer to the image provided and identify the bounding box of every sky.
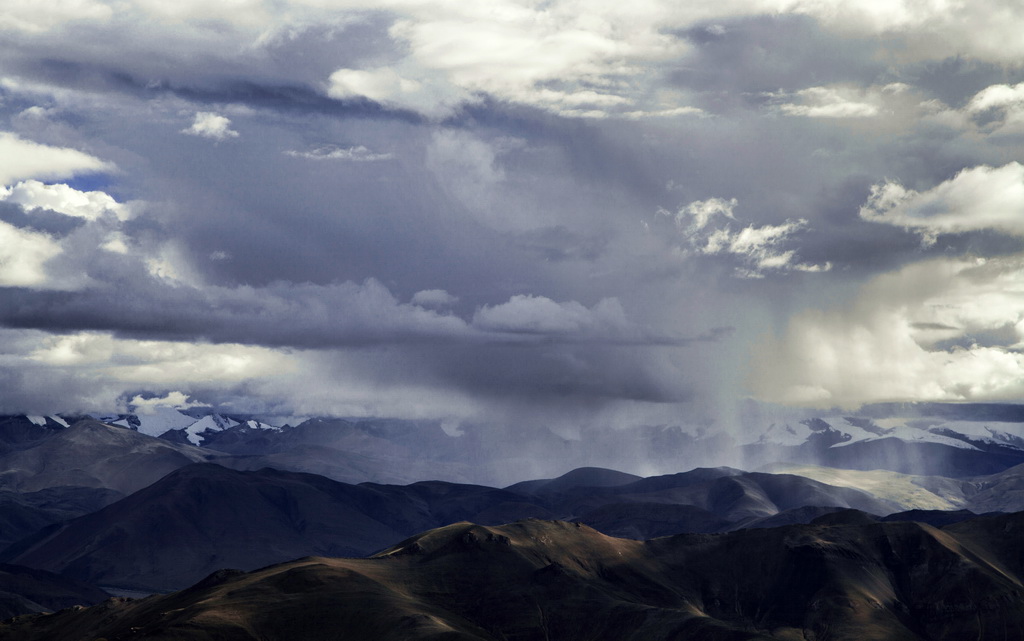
[1,0,1024,440]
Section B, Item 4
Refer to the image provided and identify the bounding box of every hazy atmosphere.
[3,0,1024,446]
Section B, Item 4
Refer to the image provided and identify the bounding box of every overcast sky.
[2,0,1024,438]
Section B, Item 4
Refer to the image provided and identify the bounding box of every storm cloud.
[2,0,1024,438]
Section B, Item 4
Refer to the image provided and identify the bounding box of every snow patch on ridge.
[23,415,69,428]
[181,414,239,445]
[244,419,280,431]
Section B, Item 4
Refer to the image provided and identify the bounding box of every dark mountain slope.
[611,466,745,492]
[504,466,642,494]
[2,462,914,593]
[3,464,407,591]
[0,564,109,620]
[961,461,1024,512]
[1,464,557,592]
[0,420,213,494]
[881,509,986,527]
[0,416,67,455]
[0,486,121,549]
[546,469,898,523]
[356,480,555,532]
[572,502,731,538]
[5,514,1024,640]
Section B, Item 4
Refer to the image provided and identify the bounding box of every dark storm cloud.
[332,342,693,406]
[670,15,888,109]
[0,276,697,350]
[0,366,106,415]
[900,56,1024,108]
[132,131,541,298]
[785,183,1024,277]
[171,82,424,122]
[0,282,469,348]
[0,12,430,126]
[510,226,609,262]
[3,55,424,123]
[101,105,681,311]
[0,10,397,83]
[452,101,673,205]
[0,280,713,418]
[0,201,86,236]
[251,16,405,83]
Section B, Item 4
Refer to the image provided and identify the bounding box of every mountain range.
[4,451,1024,594]
[0,462,905,592]
[3,412,1024,638]
[70,407,1024,484]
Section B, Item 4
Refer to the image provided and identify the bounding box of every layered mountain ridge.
[6,458,1024,593]
[8,406,1024,487]
[4,411,1024,635]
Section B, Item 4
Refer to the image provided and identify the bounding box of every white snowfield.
[111,407,194,436]
[743,415,1024,452]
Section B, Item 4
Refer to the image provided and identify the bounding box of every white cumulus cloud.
[327,66,468,118]
[0,180,145,289]
[284,145,393,162]
[181,112,239,140]
[0,221,62,287]
[128,390,202,414]
[772,84,911,119]
[665,197,737,232]
[860,163,1024,245]
[411,289,459,307]
[0,132,113,185]
[922,82,1024,137]
[663,197,829,277]
[0,179,131,220]
[967,82,1024,114]
[473,295,634,339]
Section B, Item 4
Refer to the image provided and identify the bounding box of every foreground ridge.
[4,513,1024,640]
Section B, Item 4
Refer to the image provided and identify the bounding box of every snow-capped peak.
[179,414,241,445]
[95,407,283,445]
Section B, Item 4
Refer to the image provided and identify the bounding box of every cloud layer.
[751,257,1024,409]
[1,0,1024,438]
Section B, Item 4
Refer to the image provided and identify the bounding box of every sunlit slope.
[762,463,968,511]
[765,462,1024,514]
